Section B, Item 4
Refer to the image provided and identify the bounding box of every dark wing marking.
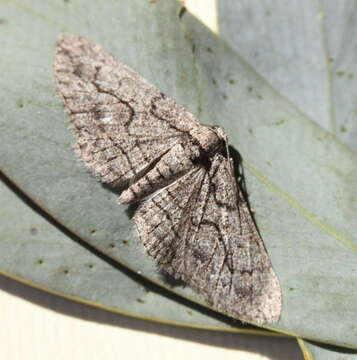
[134,153,281,324]
[54,35,200,186]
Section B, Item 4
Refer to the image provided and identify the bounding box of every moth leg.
[119,143,198,204]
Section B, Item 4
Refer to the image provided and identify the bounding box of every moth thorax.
[189,125,227,155]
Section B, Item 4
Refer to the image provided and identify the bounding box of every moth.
[54,35,282,324]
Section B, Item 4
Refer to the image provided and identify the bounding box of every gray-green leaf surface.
[218,0,357,150]
[1,0,357,348]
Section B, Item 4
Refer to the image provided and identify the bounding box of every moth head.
[212,125,231,160]
[211,125,228,143]
[190,125,228,155]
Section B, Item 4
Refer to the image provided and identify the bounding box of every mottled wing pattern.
[134,154,282,324]
[54,35,200,186]
[55,35,281,324]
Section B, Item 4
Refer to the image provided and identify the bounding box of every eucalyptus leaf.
[1,0,357,348]
[218,0,357,150]
[1,176,274,335]
[298,339,357,360]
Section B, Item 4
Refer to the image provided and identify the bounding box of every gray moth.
[54,34,282,324]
